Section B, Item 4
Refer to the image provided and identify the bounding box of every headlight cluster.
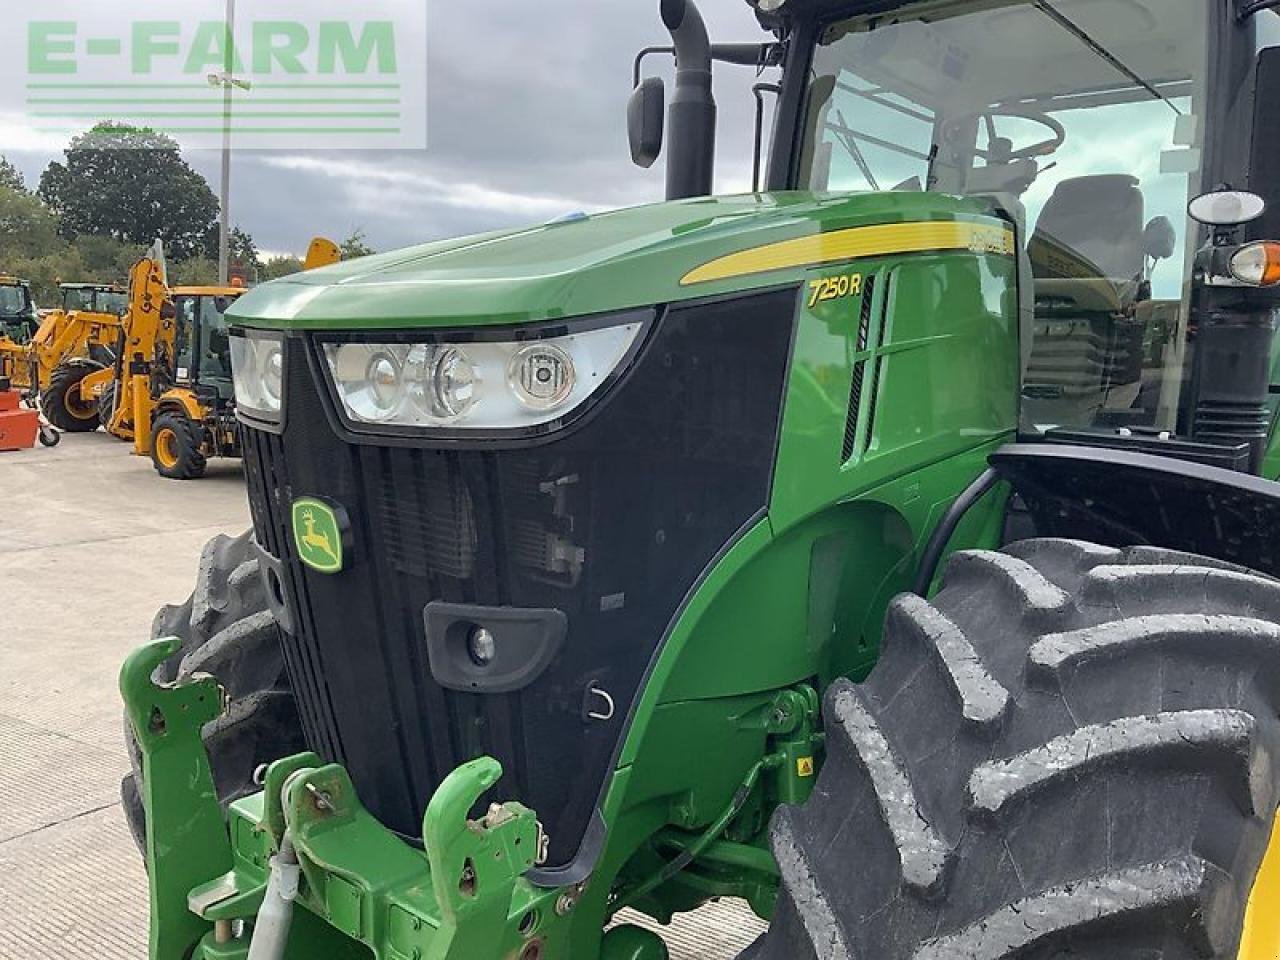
[321,320,644,431]
[230,333,285,420]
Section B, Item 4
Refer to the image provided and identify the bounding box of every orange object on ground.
[0,387,39,451]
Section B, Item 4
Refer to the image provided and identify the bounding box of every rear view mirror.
[1188,189,1266,227]
[1143,216,1177,260]
[628,76,665,168]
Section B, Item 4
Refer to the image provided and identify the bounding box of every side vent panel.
[842,274,889,461]
[841,276,877,462]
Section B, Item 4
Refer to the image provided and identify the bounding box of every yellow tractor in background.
[0,278,129,433]
[93,237,341,479]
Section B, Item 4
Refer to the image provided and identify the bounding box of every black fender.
[990,442,1280,577]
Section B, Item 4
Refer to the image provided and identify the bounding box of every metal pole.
[217,0,236,284]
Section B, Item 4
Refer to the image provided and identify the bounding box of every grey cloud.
[7,0,775,256]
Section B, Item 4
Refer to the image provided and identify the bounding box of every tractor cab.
[788,0,1280,460]
[0,277,37,343]
[170,287,242,400]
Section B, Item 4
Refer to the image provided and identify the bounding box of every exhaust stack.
[661,0,716,200]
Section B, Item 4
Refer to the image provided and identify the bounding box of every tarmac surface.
[0,431,765,959]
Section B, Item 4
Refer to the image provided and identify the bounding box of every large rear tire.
[122,531,304,855]
[746,539,1280,960]
[42,363,100,432]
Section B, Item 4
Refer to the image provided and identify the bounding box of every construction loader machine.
[94,238,341,478]
[123,1,1280,957]
[83,248,245,478]
[0,278,126,431]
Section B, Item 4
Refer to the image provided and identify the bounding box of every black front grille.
[242,289,796,868]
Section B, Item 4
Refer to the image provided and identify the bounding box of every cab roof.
[172,286,245,297]
[62,282,125,291]
[0,276,29,287]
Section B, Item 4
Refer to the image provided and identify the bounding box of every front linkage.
[123,636,824,960]
[123,637,563,960]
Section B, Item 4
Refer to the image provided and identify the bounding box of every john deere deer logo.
[291,497,346,573]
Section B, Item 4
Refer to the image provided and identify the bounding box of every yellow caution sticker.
[796,756,815,778]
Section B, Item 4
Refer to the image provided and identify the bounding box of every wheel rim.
[1238,814,1280,959]
[64,383,97,421]
[154,429,180,469]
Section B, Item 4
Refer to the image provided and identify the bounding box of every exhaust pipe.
[661,0,716,200]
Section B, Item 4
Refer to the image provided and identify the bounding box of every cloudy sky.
[2,0,773,258]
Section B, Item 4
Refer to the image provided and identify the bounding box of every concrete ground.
[0,432,764,959]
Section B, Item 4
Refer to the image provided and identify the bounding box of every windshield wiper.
[1033,0,1182,116]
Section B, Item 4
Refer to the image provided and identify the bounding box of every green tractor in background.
[122,1,1280,957]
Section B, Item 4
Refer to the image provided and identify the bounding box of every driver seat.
[1031,174,1145,292]
[1024,175,1148,423]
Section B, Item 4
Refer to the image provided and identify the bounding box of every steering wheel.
[960,108,1067,163]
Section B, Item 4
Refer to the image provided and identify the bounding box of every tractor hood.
[228,190,1003,330]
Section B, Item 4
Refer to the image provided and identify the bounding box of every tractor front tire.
[42,363,100,432]
[122,530,305,855]
[150,411,208,480]
[746,539,1280,960]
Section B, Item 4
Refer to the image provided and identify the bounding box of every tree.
[0,185,62,262]
[169,256,220,287]
[230,226,261,269]
[204,224,262,270]
[261,255,304,281]
[0,156,27,193]
[38,122,219,261]
[340,228,376,260]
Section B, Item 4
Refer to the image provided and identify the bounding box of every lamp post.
[207,0,250,284]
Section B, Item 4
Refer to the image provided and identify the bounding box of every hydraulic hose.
[246,833,300,960]
[612,753,780,912]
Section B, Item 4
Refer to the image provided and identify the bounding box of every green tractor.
[122,1,1280,957]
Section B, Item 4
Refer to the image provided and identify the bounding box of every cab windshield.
[799,0,1210,434]
[0,284,30,318]
[174,294,237,385]
[63,287,127,315]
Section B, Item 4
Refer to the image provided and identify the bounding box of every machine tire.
[150,411,208,480]
[98,380,118,429]
[121,530,305,856]
[41,362,100,432]
[744,539,1280,960]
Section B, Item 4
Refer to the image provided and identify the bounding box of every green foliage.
[261,255,304,281]
[340,229,376,260]
[205,224,262,269]
[38,122,219,261]
[73,234,147,277]
[0,185,62,261]
[231,226,260,270]
[0,156,27,193]
[169,256,220,287]
[0,183,144,303]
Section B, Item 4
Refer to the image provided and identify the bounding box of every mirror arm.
[634,46,675,88]
[635,43,783,87]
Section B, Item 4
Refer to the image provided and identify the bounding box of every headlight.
[231,332,285,421]
[321,315,645,433]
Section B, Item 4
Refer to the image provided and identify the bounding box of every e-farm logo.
[11,1,426,150]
